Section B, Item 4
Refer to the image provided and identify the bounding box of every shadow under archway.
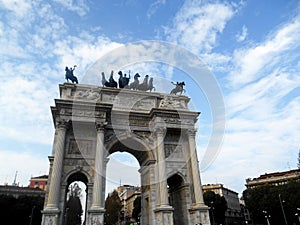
[168,173,189,225]
[63,172,88,225]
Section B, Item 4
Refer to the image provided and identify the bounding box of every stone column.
[187,128,205,205]
[91,122,106,209]
[155,127,169,206]
[154,127,174,225]
[45,120,68,210]
[87,122,106,225]
[187,129,211,225]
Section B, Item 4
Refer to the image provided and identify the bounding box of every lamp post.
[211,201,215,225]
[29,205,36,225]
[263,211,271,225]
[296,208,300,224]
[278,194,288,225]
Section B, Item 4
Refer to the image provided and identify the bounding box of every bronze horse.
[170,81,185,95]
[65,65,78,84]
[101,71,117,88]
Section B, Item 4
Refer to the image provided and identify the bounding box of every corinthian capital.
[56,119,69,129]
[154,127,166,137]
[187,128,197,138]
[95,121,107,132]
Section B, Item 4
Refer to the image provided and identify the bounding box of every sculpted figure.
[101,70,117,88]
[170,81,185,95]
[65,65,78,84]
[137,75,149,91]
[118,71,124,88]
[118,70,131,88]
[147,77,155,92]
[127,73,140,90]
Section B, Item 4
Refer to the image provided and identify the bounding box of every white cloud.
[0,1,122,146]
[228,15,300,87]
[200,8,300,193]
[235,25,247,42]
[53,0,89,17]
[147,0,166,19]
[0,150,49,186]
[165,1,236,54]
[106,153,140,194]
[0,0,32,18]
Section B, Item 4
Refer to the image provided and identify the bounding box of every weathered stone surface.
[42,83,210,225]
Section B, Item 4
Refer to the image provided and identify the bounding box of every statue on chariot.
[101,70,155,92]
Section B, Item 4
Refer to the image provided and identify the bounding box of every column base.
[154,205,174,225]
[41,207,60,225]
[189,204,211,225]
[87,207,105,225]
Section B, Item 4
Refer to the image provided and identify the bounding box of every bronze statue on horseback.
[65,65,78,84]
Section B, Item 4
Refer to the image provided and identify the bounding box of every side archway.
[63,172,89,225]
[167,173,189,225]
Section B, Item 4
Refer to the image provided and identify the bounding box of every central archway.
[105,136,155,224]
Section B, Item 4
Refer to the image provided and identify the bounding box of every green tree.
[132,196,141,223]
[203,191,227,225]
[298,150,300,169]
[243,181,300,225]
[104,190,122,225]
[0,194,44,225]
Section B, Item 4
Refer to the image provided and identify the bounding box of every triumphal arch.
[42,82,210,225]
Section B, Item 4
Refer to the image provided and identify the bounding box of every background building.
[117,185,141,223]
[202,183,243,225]
[245,168,300,188]
[29,175,48,191]
[0,184,45,198]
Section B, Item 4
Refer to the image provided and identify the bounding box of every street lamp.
[210,201,215,225]
[278,194,288,225]
[29,205,36,225]
[296,208,300,224]
[263,211,271,225]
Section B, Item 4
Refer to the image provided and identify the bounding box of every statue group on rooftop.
[65,66,185,95]
[101,70,155,92]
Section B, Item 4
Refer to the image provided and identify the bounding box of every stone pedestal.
[41,208,60,225]
[189,205,211,225]
[154,206,174,225]
[87,208,105,225]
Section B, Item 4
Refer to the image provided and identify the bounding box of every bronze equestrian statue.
[101,71,118,88]
[170,81,185,95]
[65,65,78,84]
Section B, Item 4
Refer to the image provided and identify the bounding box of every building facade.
[245,168,300,188]
[0,185,45,198]
[29,175,48,191]
[117,185,142,223]
[202,184,243,225]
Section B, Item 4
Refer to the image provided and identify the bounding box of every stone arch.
[105,135,156,224]
[42,84,210,225]
[105,134,155,166]
[63,172,89,225]
[63,169,91,185]
[167,173,189,225]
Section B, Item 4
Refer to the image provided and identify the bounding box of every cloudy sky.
[0,0,299,196]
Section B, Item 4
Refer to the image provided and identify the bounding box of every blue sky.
[0,0,299,196]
